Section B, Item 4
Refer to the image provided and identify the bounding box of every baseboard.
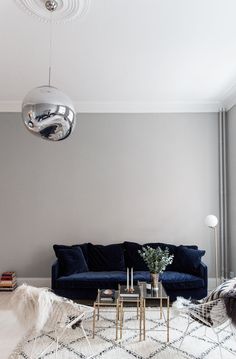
[18,278,51,287]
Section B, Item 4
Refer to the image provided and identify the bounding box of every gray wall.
[0,112,219,277]
[227,105,236,275]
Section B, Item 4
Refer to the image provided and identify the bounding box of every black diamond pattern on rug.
[9,308,236,359]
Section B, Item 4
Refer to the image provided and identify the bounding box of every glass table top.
[139,281,168,299]
[94,281,169,304]
[95,289,119,305]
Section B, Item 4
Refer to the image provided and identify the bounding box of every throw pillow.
[87,243,126,271]
[53,245,89,276]
[53,243,88,264]
[174,245,205,274]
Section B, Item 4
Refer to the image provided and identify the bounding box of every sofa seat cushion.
[56,271,127,289]
[56,270,204,291]
[134,271,204,290]
[161,271,204,290]
[133,271,151,282]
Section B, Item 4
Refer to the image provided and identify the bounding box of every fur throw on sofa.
[11,284,56,332]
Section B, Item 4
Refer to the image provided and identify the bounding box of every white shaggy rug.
[9,307,236,359]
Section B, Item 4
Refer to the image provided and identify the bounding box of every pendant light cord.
[49,11,53,87]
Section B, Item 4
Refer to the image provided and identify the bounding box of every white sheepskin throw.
[11,284,56,332]
[172,296,192,317]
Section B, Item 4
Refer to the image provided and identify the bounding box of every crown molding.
[0,100,221,114]
[77,101,221,113]
[222,84,236,111]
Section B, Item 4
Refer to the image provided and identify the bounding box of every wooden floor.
[0,292,26,359]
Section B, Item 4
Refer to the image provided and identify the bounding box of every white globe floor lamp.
[205,215,219,287]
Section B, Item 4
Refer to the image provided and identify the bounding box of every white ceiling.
[1,0,236,113]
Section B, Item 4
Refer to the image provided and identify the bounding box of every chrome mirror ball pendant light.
[22,0,76,141]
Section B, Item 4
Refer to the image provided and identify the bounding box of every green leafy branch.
[138,246,174,274]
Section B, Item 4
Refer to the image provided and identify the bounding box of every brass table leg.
[139,299,142,341]
[139,299,145,341]
[167,296,170,342]
[160,284,163,319]
[92,303,96,339]
[143,298,146,341]
[116,300,119,341]
[120,301,123,340]
[139,298,146,342]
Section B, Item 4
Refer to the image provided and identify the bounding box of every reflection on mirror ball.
[22,86,76,141]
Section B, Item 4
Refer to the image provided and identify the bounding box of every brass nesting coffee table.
[117,285,144,341]
[92,282,170,342]
[92,287,143,341]
[92,289,120,340]
[139,281,170,342]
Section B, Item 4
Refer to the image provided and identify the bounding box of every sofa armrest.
[51,260,59,290]
[198,261,208,289]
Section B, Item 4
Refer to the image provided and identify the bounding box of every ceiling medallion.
[14,0,90,23]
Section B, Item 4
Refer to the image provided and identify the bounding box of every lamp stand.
[214,226,219,287]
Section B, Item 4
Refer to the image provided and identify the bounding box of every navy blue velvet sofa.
[51,241,208,302]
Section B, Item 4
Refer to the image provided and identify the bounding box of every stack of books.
[119,285,139,298]
[99,289,115,302]
[0,271,17,291]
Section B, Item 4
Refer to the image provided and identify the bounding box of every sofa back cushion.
[150,243,200,271]
[53,243,88,263]
[87,243,126,271]
[124,241,178,271]
[124,241,201,272]
[124,241,148,270]
[173,245,205,274]
[53,245,89,276]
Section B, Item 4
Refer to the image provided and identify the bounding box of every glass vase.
[150,272,159,290]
